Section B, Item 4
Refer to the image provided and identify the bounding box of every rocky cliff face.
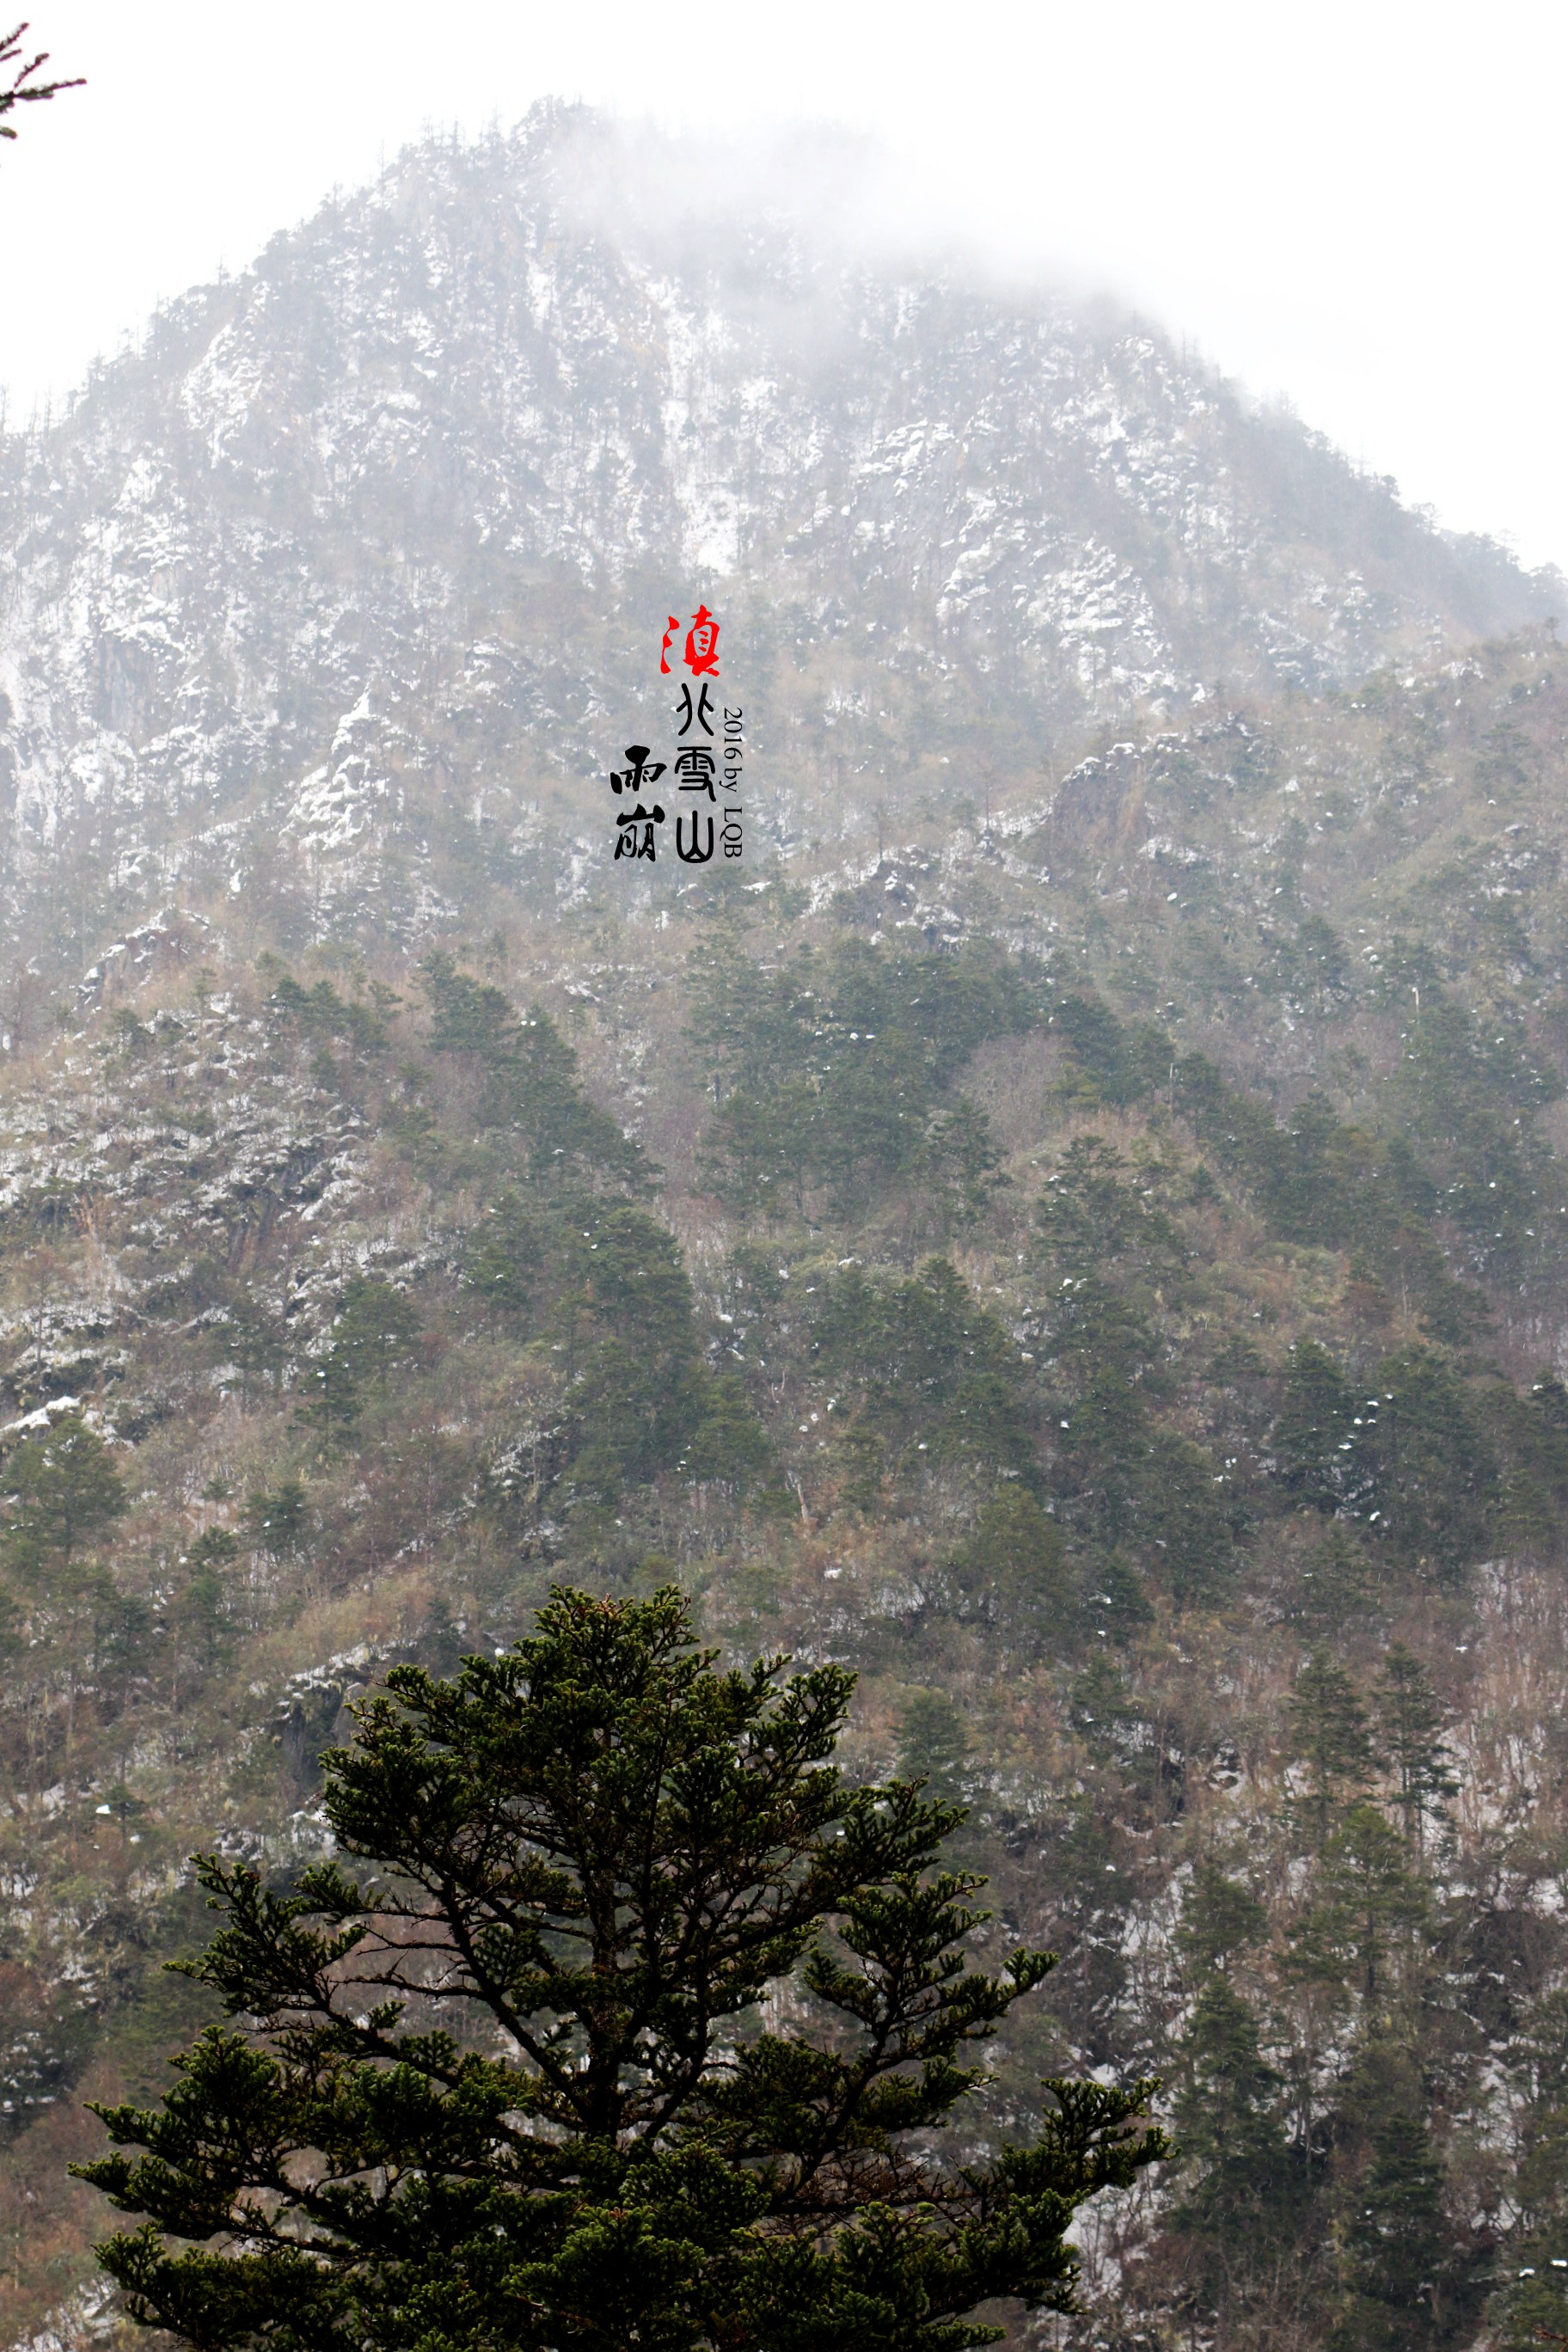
[0,104,1553,970]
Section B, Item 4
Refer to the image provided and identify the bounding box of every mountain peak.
[0,113,1555,970]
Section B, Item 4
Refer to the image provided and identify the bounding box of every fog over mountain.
[0,102,1554,965]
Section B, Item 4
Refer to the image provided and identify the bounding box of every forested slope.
[1,624,1567,2350]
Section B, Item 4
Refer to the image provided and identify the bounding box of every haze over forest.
[4,97,1568,2352]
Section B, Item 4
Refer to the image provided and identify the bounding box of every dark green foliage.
[1288,1651,1375,1851]
[179,1532,242,1673]
[74,1565,153,1706]
[896,1688,973,1808]
[924,1097,1006,1226]
[242,1475,309,1559]
[1338,2106,1451,2352]
[1056,1392,1234,1604]
[1067,1656,1177,1820]
[1040,1274,1157,1387]
[76,1588,1166,2352]
[1286,1526,1378,1634]
[1165,1050,1491,1338]
[561,1204,700,1357]
[110,1008,154,1060]
[1384,976,1559,1279]
[1135,1430,1238,1603]
[679,1371,778,1497]
[1268,912,1354,1010]
[262,965,389,1060]
[695,940,1043,1214]
[1050,996,1171,1107]
[1494,1370,1568,1549]
[1026,1136,1235,1597]
[461,1190,546,1315]
[1177,1861,1268,1979]
[216,1295,289,1406]
[1077,1551,1154,1645]
[948,1485,1068,1641]
[1357,1350,1498,1577]
[1374,1647,1457,1848]
[1496,1993,1568,2348]
[0,1413,126,1575]
[1273,1340,1500,1578]
[1307,1804,1427,2002]
[459,1184,775,1509]
[559,1204,708,1497]
[813,1260,1035,1476]
[423,955,648,1191]
[297,1277,421,1441]
[1036,1136,1183,1280]
[1274,1341,1360,1513]
[1172,1975,1297,2284]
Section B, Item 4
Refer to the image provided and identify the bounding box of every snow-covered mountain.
[0,102,1553,962]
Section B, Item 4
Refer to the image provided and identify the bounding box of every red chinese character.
[683,604,720,678]
[658,616,680,676]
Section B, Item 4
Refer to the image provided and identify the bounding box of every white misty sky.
[3,0,1564,571]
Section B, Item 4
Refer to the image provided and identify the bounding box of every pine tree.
[1177,1859,1268,1979]
[925,1095,1005,1227]
[1082,1549,1155,1645]
[950,1484,1067,1638]
[422,956,648,1190]
[0,1412,126,1575]
[1495,1989,1568,2348]
[1288,1650,1375,1850]
[556,1204,713,1495]
[461,1189,547,1316]
[1359,1348,1498,1580]
[1318,1803,1427,2003]
[1340,2108,1448,2352]
[1374,1646,1458,1849]
[242,1474,309,1559]
[897,1687,973,1808]
[1169,1864,1300,2303]
[75,1588,1167,2352]
[179,1529,242,1675]
[1273,1340,1358,1512]
[218,1294,288,1409]
[297,1277,420,1441]
[1287,1525,1375,1636]
[1173,1976,1296,2281]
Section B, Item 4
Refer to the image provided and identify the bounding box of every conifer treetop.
[77,1584,1166,2352]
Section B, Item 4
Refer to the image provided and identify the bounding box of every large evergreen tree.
[1340,2107,1449,2352]
[76,1587,1166,2352]
[1173,1977,1295,2277]
[1373,1646,1458,1851]
[0,1411,126,1573]
[1288,1650,1375,1851]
